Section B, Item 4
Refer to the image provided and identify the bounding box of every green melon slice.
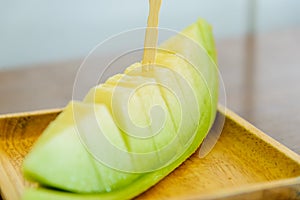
[84,74,183,167]
[23,102,138,194]
[22,18,219,200]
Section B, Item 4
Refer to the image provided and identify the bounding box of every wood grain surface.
[0,110,60,200]
[0,108,300,200]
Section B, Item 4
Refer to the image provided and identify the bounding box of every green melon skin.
[22,18,219,200]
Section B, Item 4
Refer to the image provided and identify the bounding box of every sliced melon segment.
[158,19,218,126]
[84,84,149,129]
[84,76,181,157]
[125,63,199,143]
[23,101,141,193]
[84,72,191,172]
[22,19,219,200]
[84,84,156,154]
[22,102,110,193]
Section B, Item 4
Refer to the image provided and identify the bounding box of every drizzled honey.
[142,0,162,71]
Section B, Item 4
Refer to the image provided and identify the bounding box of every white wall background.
[0,0,299,69]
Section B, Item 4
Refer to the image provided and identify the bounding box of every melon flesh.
[22,18,219,200]
[23,102,138,193]
[84,73,184,171]
[125,63,200,144]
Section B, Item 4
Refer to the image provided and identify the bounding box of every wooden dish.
[0,107,299,200]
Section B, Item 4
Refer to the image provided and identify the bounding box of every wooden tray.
[0,107,299,200]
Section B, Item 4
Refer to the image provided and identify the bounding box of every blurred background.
[1,0,299,69]
[0,0,300,153]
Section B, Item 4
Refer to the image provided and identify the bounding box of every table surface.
[0,29,299,155]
